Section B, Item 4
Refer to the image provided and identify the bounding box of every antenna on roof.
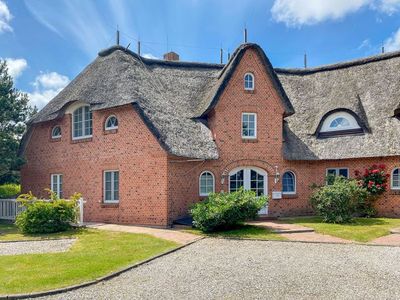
[116,26,120,46]
[138,40,141,56]
[126,43,131,50]
[382,43,385,54]
[228,51,231,61]
[304,52,307,69]
[244,27,248,43]
[220,48,223,64]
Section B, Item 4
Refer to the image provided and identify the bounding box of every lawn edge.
[0,237,77,243]
[209,236,400,247]
[0,237,204,300]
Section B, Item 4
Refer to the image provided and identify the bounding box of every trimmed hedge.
[191,188,267,232]
[0,183,20,199]
[15,191,80,234]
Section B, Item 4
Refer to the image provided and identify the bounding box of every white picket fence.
[0,199,25,220]
[0,198,85,224]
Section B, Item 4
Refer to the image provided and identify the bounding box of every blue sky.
[1,0,400,109]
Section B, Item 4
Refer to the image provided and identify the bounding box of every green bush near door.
[191,188,268,232]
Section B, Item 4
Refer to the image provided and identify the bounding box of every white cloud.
[271,0,400,27]
[33,72,70,90]
[0,0,12,33]
[377,0,400,13]
[5,58,28,79]
[142,53,158,59]
[358,39,371,50]
[384,28,400,52]
[28,72,70,109]
[271,0,371,26]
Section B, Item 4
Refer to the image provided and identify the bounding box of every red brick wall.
[21,104,170,226]
[169,48,400,219]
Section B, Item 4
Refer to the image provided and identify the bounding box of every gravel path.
[0,239,76,256]
[37,238,400,300]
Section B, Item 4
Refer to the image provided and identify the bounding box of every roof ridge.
[98,45,224,69]
[275,50,400,75]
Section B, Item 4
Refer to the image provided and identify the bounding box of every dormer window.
[244,73,254,90]
[72,105,92,139]
[318,111,363,138]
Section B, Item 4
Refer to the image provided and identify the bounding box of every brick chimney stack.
[163,51,179,61]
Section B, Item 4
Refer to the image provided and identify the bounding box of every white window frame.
[321,112,360,132]
[391,168,400,190]
[51,126,62,139]
[103,170,119,203]
[50,174,63,198]
[244,73,254,91]
[72,105,92,140]
[199,171,215,196]
[326,168,349,178]
[282,171,296,195]
[105,115,118,130]
[241,112,257,139]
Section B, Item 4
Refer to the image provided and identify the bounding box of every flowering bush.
[355,164,389,196]
[354,164,389,217]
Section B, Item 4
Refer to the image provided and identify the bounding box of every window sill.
[71,137,93,144]
[282,194,298,199]
[104,129,118,135]
[244,89,255,94]
[101,202,119,208]
[50,137,61,142]
[242,138,258,143]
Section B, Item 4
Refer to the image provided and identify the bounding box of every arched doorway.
[228,167,268,214]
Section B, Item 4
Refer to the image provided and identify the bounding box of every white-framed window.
[104,170,119,203]
[282,171,296,194]
[72,105,92,139]
[242,113,257,139]
[51,126,61,139]
[199,171,215,196]
[51,174,63,198]
[244,73,254,90]
[391,168,400,190]
[326,168,349,184]
[105,115,118,130]
[321,112,360,133]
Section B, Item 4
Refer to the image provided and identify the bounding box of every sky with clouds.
[1,0,400,109]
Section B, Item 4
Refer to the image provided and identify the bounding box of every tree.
[0,60,36,184]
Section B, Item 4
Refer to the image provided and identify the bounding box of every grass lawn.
[184,224,286,241]
[0,222,177,295]
[283,217,400,243]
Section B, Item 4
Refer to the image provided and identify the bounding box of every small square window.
[326,168,349,185]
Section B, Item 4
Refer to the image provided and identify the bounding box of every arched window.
[391,168,400,190]
[51,126,61,139]
[199,171,215,196]
[72,105,92,139]
[244,73,254,90]
[282,171,296,194]
[320,111,361,133]
[105,115,118,130]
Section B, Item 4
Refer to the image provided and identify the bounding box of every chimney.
[163,51,179,61]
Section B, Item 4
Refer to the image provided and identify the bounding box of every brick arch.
[221,159,277,179]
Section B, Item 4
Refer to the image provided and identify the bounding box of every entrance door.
[229,167,268,214]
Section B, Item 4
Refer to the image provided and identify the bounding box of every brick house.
[20,43,400,227]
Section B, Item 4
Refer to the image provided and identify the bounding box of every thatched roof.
[24,43,400,161]
[278,51,400,160]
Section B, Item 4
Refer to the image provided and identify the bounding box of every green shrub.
[190,188,267,232]
[15,191,80,234]
[0,183,20,198]
[310,177,369,223]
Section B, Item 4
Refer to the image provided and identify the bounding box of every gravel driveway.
[38,239,400,300]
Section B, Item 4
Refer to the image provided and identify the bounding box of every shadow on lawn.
[283,216,389,226]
